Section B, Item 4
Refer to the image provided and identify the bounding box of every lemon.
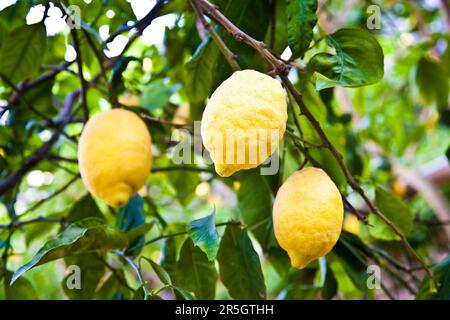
[273,167,343,269]
[201,69,287,177]
[78,109,152,208]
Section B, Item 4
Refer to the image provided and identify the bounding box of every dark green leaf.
[63,253,105,300]
[416,56,449,111]
[265,0,288,54]
[141,80,176,113]
[237,170,273,250]
[217,225,266,300]
[309,28,384,90]
[141,257,172,286]
[212,0,271,87]
[12,218,129,284]
[369,187,414,241]
[0,23,47,84]
[172,238,217,299]
[333,235,369,293]
[117,195,146,256]
[321,262,338,300]
[66,194,104,224]
[184,39,217,103]
[186,211,219,261]
[4,272,38,300]
[160,237,178,276]
[286,0,318,59]
[110,56,140,93]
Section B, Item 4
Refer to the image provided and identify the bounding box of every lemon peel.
[201,69,287,177]
[273,167,344,269]
[78,109,152,208]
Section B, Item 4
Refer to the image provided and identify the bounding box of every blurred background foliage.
[0,0,449,300]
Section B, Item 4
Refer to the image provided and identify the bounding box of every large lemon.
[201,70,287,177]
[78,109,152,208]
[273,167,343,269]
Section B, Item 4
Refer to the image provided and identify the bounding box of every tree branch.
[70,29,89,121]
[0,92,78,197]
[192,0,435,287]
[104,0,167,44]
[194,0,289,74]
[190,0,240,71]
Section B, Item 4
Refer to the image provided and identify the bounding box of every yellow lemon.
[78,109,152,208]
[201,69,287,177]
[273,167,343,269]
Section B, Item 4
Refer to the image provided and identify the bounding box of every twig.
[104,0,167,44]
[138,112,192,128]
[70,29,89,121]
[112,250,151,300]
[18,174,80,219]
[48,154,78,164]
[151,165,216,175]
[0,217,67,230]
[194,0,289,74]
[190,0,240,71]
[81,29,117,106]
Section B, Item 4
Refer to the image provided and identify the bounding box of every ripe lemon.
[273,167,343,269]
[201,70,287,177]
[78,109,152,208]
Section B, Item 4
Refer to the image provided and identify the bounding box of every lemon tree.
[0,0,449,301]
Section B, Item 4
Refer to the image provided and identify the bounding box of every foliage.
[0,0,449,300]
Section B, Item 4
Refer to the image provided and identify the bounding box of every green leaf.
[369,187,414,241]
[141,80,176,114]
[237,170,273,250]
[12,218,129,284]
[333,235,370,293]
[184,39,217,103]
[172,238,217,299]
[125,222,154,244]
[321,262,338,300]
[117,195,146,256]
[4,272,38,300]
[63,253,105,300]
[160,237,178,276]
[286,0,318,59]
[217,225,266,300]
[110,56,140,93]
[168,169,200,207]
[417,255,450,300]
[416,57,449,111]
[309,28,384,90]
[0,22,47,84]
[186,211,220,261]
